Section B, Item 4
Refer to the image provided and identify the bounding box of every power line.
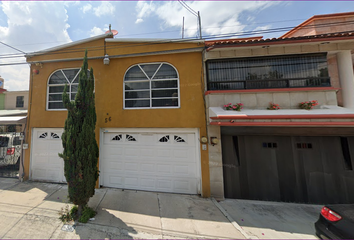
[0,41,26,54]
[1,19,354,63]
[178,0,197,17]
[0,62,28,66]
[177,0,201,39]
[0,15,350,56]
[22,19,354,57]
[112,17,308,38]
[0,16,327,55]
[181,0,197,15]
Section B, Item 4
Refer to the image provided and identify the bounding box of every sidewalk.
[0,178,246,239]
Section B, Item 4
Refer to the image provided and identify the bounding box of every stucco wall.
[25,39,211,197]
[4,91,29,110]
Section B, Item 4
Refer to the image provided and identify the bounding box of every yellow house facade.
[24,33,210,197]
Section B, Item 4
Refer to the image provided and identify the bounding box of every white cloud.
[135,1,277,38]
[136,1,155,19]
[1,65,29,91]
[90,26,105,37]
[0,26,9,36]
[135,18,144,24]
[0,2,72,91]
[81,3,92,14]
[93,2,115,17]
[254,25,271,32]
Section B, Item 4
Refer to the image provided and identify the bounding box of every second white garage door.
[100,129,200,194]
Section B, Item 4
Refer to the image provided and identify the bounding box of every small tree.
[59,50,99,216]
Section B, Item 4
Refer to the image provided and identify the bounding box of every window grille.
[207,53,330,90]
[124,63,179,108]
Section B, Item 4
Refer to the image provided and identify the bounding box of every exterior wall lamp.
[103,54,110,65]
[210,137,219,146]
[200,136,208,143]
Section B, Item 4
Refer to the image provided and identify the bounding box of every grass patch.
[59,205,96,223]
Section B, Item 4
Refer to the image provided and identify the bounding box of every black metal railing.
[207,77,331,90]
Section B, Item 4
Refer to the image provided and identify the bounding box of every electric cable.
[0,41,26,54]
[178,0,197,17]
[1,18,354,65]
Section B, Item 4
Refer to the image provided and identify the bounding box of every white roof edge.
[105,38,204,44]
[0,109,28,116]
[4,90,29,93]
[0,116,27,120]
[26,32,113,58]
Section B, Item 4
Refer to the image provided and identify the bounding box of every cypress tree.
[59,50,99,216]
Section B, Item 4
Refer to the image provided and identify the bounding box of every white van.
[0,133,21,167]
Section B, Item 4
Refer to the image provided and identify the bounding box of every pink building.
[205,12,354,204]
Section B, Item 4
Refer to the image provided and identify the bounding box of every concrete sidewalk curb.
[211,198,257,239]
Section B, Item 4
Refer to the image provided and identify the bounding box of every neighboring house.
[2,91,29,132]
[24,33,210,197]
[0,77,28,132]
[281,11,354,38]
[204,13,354,204]
[4,91,29,110]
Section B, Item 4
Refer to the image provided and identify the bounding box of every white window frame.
[123,62,180,109]
[46,68,90,111]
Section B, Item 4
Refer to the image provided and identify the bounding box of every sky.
[0,1,354,91]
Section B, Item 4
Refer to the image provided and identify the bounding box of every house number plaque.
[105,113,111,123]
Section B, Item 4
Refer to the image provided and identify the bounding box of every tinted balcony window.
[207,53,330,90]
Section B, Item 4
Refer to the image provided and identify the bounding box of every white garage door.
[100,129,200,194]
[31,128,65,182]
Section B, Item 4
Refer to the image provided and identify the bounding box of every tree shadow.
[0,181,137,239]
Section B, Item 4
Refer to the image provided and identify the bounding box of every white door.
[31,128,66,182]
[100,129,200,194]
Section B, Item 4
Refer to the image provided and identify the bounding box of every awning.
[0,116,27,125]
[0,110,27,117]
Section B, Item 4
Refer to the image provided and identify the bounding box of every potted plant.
[224,103,244,111]
[267,102,280,110]
[299,100,318,110]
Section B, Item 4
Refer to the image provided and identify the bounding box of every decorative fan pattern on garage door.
[51,133,60,139]
[39,132,48,139]
[112,134,123,141]
[174,135,185,143]
[126,134,137,142]
[159,135,170,143]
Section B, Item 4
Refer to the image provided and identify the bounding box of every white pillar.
[337,50,354,109]
[208,125,224,200]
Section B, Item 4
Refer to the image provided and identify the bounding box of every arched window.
[47,68,91,110]
[124,63,180,109]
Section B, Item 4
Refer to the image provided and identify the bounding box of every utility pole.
[198,11,202,39]
[182,17,185,39]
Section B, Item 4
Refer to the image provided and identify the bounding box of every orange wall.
[25,39,210,197]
